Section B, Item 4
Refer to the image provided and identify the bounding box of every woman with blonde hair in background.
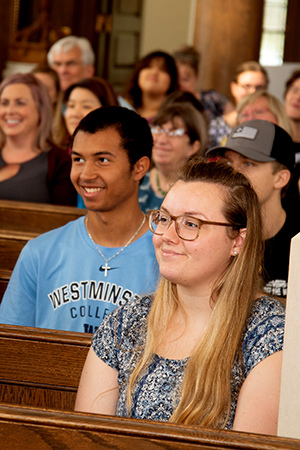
[237,90,292,134]
[0,73,76,205]
[75,157,284,436]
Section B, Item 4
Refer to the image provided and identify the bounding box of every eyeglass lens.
[150,211,200,241]
[150,126,186,137]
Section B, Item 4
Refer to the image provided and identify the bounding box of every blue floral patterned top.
[92,295,285,428]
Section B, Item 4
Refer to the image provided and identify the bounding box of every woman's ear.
[231,228,246,257]
[188,140,201,158]
[133,156,150,181]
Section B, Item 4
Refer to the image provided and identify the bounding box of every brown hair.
[233,61,269,87]
[173,46,201,75]
[0,72,53,151]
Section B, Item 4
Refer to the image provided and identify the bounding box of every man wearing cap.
[206,119,300,298]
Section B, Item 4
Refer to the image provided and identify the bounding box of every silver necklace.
[85,215,146,277]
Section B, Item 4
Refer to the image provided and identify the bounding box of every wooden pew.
[0,199,85,235]
[0,229,36,272]
[0,404,300,450]
[0,269,10,302]
[0,324,91,411]
[0,201,85,299]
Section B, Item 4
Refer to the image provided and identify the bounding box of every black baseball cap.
[206,120,295,173]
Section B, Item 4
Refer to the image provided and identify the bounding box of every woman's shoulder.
[248,295,285,326]
[92,295,154,358]
[241,296,285,376]
[113,295,154,329]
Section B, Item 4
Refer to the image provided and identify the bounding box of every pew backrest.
[0,230,36,271]
[0,324,91,411]
[0,403,300,450]
[0,199,85,235]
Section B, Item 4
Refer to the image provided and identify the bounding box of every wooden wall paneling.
[284,0,300,63]
[0,1,15,79]
[193,0,264,100]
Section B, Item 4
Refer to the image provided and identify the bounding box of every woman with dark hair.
[123,50,179,122]
[75,157,284,436]
[53,77,119,150]
[138,102,207,212]
[0,73,76,205]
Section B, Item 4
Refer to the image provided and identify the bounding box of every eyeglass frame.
[237,107,273,121]
[150,125,188,137]
[235,83,266,92]
[148,209,234,241]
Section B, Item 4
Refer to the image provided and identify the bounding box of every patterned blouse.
[92,295,285,429]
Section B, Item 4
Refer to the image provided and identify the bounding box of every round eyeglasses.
[150,125,187,137]
[148,210,233,241]
[236,83,266,92]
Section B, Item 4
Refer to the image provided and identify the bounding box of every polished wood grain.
[0,199,85,235]
[0,403,300,450]
[0,324,91,411]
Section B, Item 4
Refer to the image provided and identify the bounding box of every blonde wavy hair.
[125,157,264,428]
[237,90,292,136]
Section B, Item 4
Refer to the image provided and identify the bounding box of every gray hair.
[47,36,95,67]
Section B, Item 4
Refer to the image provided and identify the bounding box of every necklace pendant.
[100,262,111,277]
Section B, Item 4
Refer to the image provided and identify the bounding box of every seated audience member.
[31,64,60,112]
[0,73,76,205]
[53,77,119,152]
[236,90,298,214]
[61,77,119,209]
[123,50,179,122]
[47,35,95,92]
[237,90,292,134]
[0,107,159,333]
[139,102,207,212]
[75,157,284,436]
[173,45,234,122]
[206,119,299,298]
[284,69,300,154]
[208,61,269,147]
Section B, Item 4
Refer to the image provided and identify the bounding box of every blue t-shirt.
[0,217,159,333]
[92,295,285,428]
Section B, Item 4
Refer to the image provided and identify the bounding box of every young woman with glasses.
[138,102,207,213]
[75,157,285,435]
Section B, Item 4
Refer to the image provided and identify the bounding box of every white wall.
[140,0,196,57]
[278,232,300,439]
[265,63,300,102]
